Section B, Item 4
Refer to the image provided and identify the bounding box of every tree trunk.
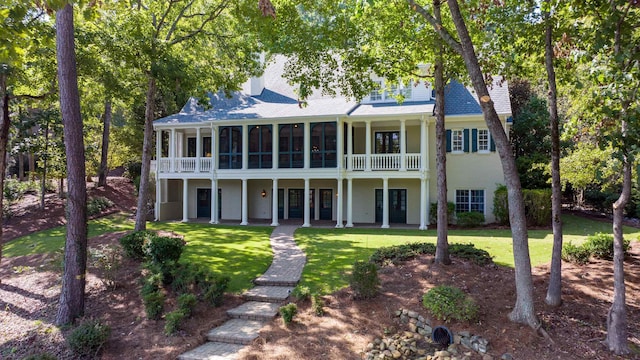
[433,0,450,265]
[544,6,563,308]
[18,154,24,180]
[0,71,11,283]
[97,99,111,188]
[446,0,538,328]
[40,117,50,210]
[135,75,156,231]
[607,149,630,354]
[55,3,88,326]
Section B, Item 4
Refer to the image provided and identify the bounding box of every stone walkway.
[178,225,304,360]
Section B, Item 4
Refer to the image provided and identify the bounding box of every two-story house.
[151,55,512,229]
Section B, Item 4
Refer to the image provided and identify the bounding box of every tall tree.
[55,3,88,325]
[97,100,111,187]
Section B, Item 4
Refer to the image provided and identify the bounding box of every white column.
[336,117,343,170]
[420,177,428,230]
[196,127,201,172]
[336,178,343,228]
[347,121,353,171]
[155,130,162,221]
[155,178,161,221]
[421,116,428,171]
[242,124,248,170]
[212,125,219,170]
[210,179,218,224]
[241,179,248,225]
[346,178,353,227]
[272,124,278,169]
[304,122,310,169]
[382,178,389,229]
[365,121,371,171]
[271,178,279,226]
[303,178,311,227]
[400,119,406,171]
[170,129,176,172]
[182,178,189,222]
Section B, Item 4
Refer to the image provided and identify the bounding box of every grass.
[294,214,640,294]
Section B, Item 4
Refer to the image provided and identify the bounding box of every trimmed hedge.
[493,185,552,226]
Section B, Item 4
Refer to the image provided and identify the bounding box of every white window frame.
[368,79,413,102]
[478,129,489,152]
[369,80,383,101]
[455,189,485,213]
[452,129,464,153]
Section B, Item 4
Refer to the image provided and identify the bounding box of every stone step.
[253,274,299,287]
[177,341,245,360]
[243,286,293,303]
[227,301,281,321]
[206,319,265,345]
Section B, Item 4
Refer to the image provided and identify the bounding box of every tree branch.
[168,0,230,45]
[154,0,180,40]
[406,0,463,55]
[165,0,196,42]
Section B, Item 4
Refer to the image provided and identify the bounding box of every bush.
[291,285,311,301]
[311,294,325,316]
[369,242,436,265]
[561,242,591,265]
[455,211,485,227]
[177,293,198,317]
[493,184,509,225]
[169,262,229,306]
[145,235,185,267]
[66,319,111,358]
[164,310,186,336]
[449,243,493,266]
[143,290,165,320]
[124,161,142,181]
[89,244,123,290]
[202,275,230,307]
[3,179,40,203]
[422,285,478,322]
[349,261,380,299]
[279,303,297,325]
[430,201,456,225]
[523,189,552,226]
[119,230,156,260]
[87,196,114,216]
[584,232,630,260]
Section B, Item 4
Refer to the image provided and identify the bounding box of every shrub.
[119,230,156,260]
[561,242,591,265]
[291,285,311,301]
[584,232,630,260]
[369,242,436,265]
[143,290,165,320]
[66,319,111,358]
[145,235,185,267]
[349,261,380,299]
[124,161,142,181]
[90,244,123,290]
[455,211,485,227]
[177,293,198,317]
[429,201,456,225]
[87,196,114,216]
[449,243,493,266]
[164,310,186,336]
[169,262,229,306]
[422,285,478,322]
[523,189,552,226]
[493,184,509,225]
[279,303,297,325]
[311,294,325,316]
[202,275,230,307]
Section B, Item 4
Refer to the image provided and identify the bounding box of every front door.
[288,189,304,219]
[197,189,211,218]
[319,189,332,220]
[375,189,407,224]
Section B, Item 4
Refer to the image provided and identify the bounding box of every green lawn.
[294,214,640,294]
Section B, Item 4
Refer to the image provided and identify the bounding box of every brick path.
[178,225,304,360]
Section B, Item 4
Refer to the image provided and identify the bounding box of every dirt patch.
[1,178,639,359]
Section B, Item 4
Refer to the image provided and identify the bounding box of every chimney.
[250,53,266,96]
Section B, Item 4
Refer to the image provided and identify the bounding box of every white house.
[151,56,512,229]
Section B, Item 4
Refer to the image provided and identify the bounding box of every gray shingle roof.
[444,78,511,116]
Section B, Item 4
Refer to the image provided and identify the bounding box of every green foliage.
[448,243,493,266]
[144,235,185,267]
[430,202,455,225]
[66,319,111,358]
[349,261,380,299]
[369,242,436,265]
[523,189,552,226]
[3,179,40,203]
[119,230,155,260]
[142,290,165,320]
[561,242,591,265]
[89,244,123,290]
[311,294,325,316]
[291,285,311,301]
[279,303,297,325]
[584,232,630,260]
[422,285,478,322]
[177,293,197,317]
[202,275,230,307]
[164,310,186,336]
[493,184,509,225]
[87,196,114,216]
[123,161,142,182]
[455,211,485,227]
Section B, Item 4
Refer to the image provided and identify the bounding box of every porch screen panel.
[249,125,272,169]
[279,123,304,168]
[311,122,337,168]
[219,126,242,169]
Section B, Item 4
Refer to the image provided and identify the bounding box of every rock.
[392,350,402,358]
[501,353,514,360]
[458,331,471,337]
[395,310,402,316]
[402,309,409,315]
[434,350,451,358]
[409,323,418,333]
[482,355,493,360]
[367,342,375,350]
[460,337,472,349]
[454,335,461,344]
[448,344,458,354]
[407,310,419,318]
[379,342,386,351]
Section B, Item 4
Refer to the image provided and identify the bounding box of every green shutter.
[446,129,451,152]
[472,129,478,152]
[463,129,469,152]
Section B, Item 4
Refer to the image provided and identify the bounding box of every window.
[279,123,304,168]
[219,127,242,169]
[452,129,464,152]
[311,122,337,168]
[202,137,211,157]
[249,125,272,169]
[375,131,400,154]
[455,189,485,213]
[477,129,489,152]
[369,81,383,101]
[370,80,413,102]
[187,137,196,157]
